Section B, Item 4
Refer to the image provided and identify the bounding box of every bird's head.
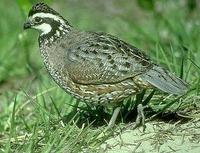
[24,2,71,37]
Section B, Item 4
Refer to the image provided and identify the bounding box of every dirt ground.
[100,119,200,153]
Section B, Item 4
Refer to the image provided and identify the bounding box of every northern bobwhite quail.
[24,3,188,127]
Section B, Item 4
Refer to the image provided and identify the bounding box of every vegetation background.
[0,0,199,152]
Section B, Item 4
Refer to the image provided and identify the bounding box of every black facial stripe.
[39,17,62,27]
[32,17,59,27]
[38,17,68,39]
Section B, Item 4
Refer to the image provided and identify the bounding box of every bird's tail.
[140,65,188,95]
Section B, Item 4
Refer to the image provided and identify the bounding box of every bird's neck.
[39,21,72,47]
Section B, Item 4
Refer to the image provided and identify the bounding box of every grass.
[0,0,200,152]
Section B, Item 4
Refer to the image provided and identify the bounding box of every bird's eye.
[35,17,42,23]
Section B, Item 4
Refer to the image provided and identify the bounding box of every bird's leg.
[132,104,147,131]
[108,106,121,128]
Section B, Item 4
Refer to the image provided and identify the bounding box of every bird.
[24,2,188,127]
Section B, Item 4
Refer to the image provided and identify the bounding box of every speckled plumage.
[39,29,150,105]
[24,3,188,107]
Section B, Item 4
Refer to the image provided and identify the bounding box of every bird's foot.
[126,104,148,131]
[107,104,148,131]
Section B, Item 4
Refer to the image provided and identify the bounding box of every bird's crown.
[28,2,59,17]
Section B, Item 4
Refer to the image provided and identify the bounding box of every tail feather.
[141,65,188,95]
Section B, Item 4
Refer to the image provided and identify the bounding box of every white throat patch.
[33,23,52,35]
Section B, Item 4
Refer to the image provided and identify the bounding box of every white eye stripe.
[32,13,65,25]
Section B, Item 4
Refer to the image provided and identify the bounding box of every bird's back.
[57,30,188,96]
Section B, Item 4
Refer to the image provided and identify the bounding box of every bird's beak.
[23,20,32,30]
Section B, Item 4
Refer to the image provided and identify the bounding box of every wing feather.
[62,31,152,85]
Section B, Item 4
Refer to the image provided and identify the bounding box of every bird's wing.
[62,31,152,85]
